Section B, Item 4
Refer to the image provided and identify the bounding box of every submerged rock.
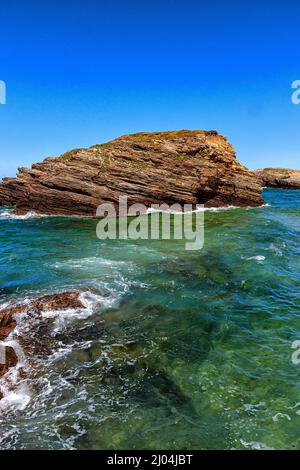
[0,346,18,381]
[0,130,264,215]
[0,291,85,382]
[255,168,300,189]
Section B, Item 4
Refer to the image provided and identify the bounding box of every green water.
[0,189,299,450]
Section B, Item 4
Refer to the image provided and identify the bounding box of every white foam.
[0,332,30,412]
[47,340,92,364]
[0,290,111,410]
[146,205,237,215]
[147,203,269,215]
[240,439,274,450]
[80,290,115,311]
[272,412,291,422]
[0,210,43,220]
[0,385,31,412]
[247,255,266,263]
[52,257,133,270]
[244,401,266,412]
[0,202,270,222]
[288,402,300,410]
[267,243,283,257]
[41,291,115,334]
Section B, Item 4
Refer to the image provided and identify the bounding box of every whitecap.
[247,255,266,263]
[146,205,237,215]
[0,385,31,412]
[147,203,269,215]
[0,210,43,220]
[240,439,274,450]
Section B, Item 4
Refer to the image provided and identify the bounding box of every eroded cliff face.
[255,168,300,189]
[0,130,264,215]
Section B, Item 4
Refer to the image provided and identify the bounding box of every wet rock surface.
[0,291,85,382]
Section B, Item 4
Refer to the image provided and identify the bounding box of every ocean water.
[0,189,299,450]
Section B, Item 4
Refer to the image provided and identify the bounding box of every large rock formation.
[255,168,300,189]
[0,130,264,215]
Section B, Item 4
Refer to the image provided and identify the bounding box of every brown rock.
[255,168,300,189]
[0,291,85,382]
[0,346,18,378]
[0,130,264,215]
[31,291,84,312]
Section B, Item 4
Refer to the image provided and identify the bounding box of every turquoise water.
[0,189,299,450]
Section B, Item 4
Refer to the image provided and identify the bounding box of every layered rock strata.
[0,130,264,215]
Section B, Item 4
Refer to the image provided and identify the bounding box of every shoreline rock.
[0,130,264,215]
[255,168,300,189]
[0,292,85,387]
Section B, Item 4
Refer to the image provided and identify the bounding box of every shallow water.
[0,189,299,450]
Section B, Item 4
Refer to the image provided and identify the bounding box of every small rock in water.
[0,291,86,382]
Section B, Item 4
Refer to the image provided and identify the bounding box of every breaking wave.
[146,203,269,215]
[0,210,43,220]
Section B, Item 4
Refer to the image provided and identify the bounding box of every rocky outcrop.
[0,347,18,382]
[255,168,300,189]
[0,130,264,215]
[0,292,85,383]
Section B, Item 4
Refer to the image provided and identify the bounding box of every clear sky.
[0,0,300,179]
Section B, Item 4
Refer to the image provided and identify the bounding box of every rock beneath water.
[0,291,84,339]
[0,346,19,379]
[0,130,264,215]
[255,168,300,189]
[0,291,85,382]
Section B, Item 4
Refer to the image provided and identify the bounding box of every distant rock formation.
[255,168,300,189]
[0,130,264,215]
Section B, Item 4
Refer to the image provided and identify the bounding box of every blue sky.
[0,0,300,179]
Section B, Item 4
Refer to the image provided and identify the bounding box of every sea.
[0,189,299,450]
